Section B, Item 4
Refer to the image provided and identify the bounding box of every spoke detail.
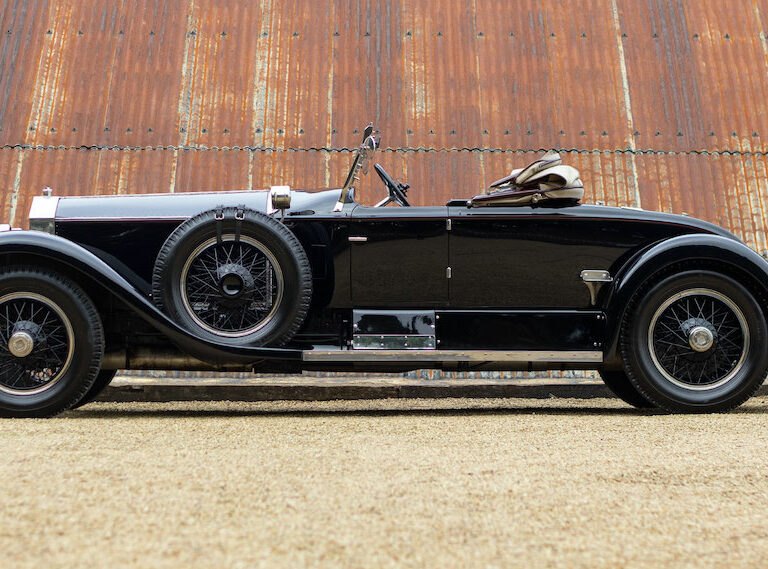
[181,236,283,337]
[0,294,74,394]
[649,289,747,390]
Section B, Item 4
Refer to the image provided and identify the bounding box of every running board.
[302,350,603,363]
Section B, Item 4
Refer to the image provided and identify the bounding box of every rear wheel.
[598,369,655,408]
[622,271,768,413]
[0,267,104,417]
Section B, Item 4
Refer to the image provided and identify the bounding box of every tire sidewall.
[154,209,311,346]
[71,369,117,409]
[598,369,655,409]
[0,271,103,416]
[625,271,768,412]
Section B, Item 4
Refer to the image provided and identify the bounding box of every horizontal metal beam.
[302,350,603,363]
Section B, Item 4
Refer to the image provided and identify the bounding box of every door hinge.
[446,266,452,279]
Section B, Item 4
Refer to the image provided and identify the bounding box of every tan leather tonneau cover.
[472,151,584,207]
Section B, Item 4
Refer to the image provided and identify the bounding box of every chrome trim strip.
[56,216,189,222]
[303,350,603,363]
[352,335,436,350]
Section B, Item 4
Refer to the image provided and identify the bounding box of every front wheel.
[0,267,104,417]
[621,271,768,413]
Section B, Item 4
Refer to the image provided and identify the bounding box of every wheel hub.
[180,235,284,337]
[216,264,255,300]
[8,331,34,358]
[688,325,714,352]
[680,317,717,353]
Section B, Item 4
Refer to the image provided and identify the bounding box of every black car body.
[2,128,767,416]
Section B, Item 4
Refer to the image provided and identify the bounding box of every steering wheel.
[374,163,411,207]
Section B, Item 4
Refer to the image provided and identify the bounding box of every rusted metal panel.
[616,0,768,153]
[1,0,768,246]
[330,0,407,148]
[634,152,768,254]
[16,1,189,147]
[474,0,632,151]
[0,0,51,143]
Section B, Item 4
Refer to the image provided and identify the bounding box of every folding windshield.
[334,124,378,211]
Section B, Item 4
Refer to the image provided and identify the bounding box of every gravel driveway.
[2,396,768,568]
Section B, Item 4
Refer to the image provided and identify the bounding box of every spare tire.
[152,206,312,346]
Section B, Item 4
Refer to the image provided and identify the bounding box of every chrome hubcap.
[688,326,714,352]
[8,331,34,357]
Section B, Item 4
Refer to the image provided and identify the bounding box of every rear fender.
[603,233,768,366]
[0,230,301,364]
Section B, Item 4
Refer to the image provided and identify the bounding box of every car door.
[447,205,626,308]
[349,206,449,307]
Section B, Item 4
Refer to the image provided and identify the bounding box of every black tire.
[621,270,768,413]
[152,207,312,346]
[598,369,655,409]
[0,267,104,418]
[70,369,117,409]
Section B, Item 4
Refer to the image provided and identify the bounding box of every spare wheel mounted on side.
[152,207,312,346]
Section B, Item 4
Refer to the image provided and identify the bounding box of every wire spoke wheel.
[648,288,748,391]
[0,292,75,396]
[180,235,284,337]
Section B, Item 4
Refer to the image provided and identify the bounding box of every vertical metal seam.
[752,0,768,250]
[172,0,199,193]
[748,0,768,253]
[472,0,485,187]
[7,149,24,226]
[322,0,334,187]
[100,2,126,137]
[248,149,254,190]
[167,148,179,194]
[9,0,58,225]
[611,0,641,209]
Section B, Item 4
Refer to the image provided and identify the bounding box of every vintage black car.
[1,126,767,417]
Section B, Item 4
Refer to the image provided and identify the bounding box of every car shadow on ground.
[66,404,694,419]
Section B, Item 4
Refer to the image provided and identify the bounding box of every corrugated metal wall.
[2,0,768,251]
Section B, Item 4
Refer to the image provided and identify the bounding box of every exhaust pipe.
[102,348,253,371]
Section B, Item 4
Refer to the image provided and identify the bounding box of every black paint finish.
[10,187,764,373]
[349,207,448,306]
[447,206,727,308]
[436,310,603,350]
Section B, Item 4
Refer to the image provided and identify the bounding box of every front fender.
[0,230,301,364]
[603,233,768,366]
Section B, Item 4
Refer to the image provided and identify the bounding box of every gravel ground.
[3,396,768,569]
